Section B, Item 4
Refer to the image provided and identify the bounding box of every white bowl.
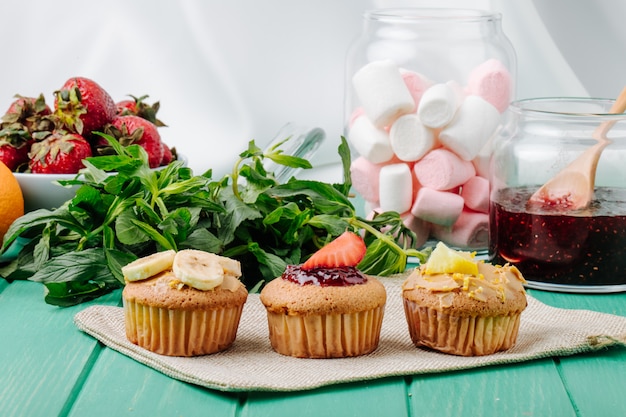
[15,154,188,213]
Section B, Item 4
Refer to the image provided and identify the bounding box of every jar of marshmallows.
[344,8,516,250]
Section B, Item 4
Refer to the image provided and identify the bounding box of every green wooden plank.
[556,345,626,417]
[407,359,576,417]
[68,348,240,417]
[243,378,409,417]
[0,280,121,417]
[528,289,626,316]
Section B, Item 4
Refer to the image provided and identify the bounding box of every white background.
[0,0,623,177]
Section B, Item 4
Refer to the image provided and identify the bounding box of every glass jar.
[490,98,626,293]
[344,8,516,251]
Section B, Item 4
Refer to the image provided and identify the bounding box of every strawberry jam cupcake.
[260,232,387,358]
[122,249,248,357]
[402,242,527,356]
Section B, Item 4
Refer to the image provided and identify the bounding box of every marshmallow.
[472,133,495,179]
[348,116,394,164]
[413,148,476,190]
[461,176,490,213]
[439,95,500,161]
[417,83,460,128]
[379,163,413,213]
[348,107,365,128]
[400,69,433,108]
[402,214,431,249]
[411,187,465,226]
[431,209,489,249]
[350,156,383,204]
[467,59,512,113]
[352,60,415,128]
[389,114,435,162]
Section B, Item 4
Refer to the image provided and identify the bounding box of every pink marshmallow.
[413,148,476,190]
[403,214,431,249]
[431,209,489,249]
[400,69,433,108]
[466,58,512,113]
[411,187,464,226]
[350,156,383,204]
[461,176,490,213]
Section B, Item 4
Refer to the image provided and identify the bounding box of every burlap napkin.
[74,275,626,392]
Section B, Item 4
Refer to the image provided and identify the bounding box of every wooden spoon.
[527,87,626,210]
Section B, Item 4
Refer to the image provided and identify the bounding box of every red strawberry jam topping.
[281,264,367,287]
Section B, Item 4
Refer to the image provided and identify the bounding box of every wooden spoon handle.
[593,86,626,140]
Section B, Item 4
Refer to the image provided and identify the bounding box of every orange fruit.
[0,161,24,243]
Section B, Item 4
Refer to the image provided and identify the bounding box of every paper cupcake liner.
[265,306,385,358]
[123,300,244,357]
[403,299,521,356]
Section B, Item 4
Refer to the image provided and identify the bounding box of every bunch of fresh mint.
[0,134,429,306]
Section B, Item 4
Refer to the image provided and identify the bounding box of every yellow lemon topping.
[423,242,479,276]
[405,242,526,304]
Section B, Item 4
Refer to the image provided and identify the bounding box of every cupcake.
[402,242,527,356]
[121,249,248,356]
[260,232,386,358]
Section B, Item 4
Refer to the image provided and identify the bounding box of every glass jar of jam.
[490,97,626,293]
[344,8,516,251]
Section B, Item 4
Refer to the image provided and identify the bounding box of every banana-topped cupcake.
[121,249,248,357]
[260,232,387,358]
[402,242,527,356]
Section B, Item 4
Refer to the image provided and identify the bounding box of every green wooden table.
[1,277,625,417]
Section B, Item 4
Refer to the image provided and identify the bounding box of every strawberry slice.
[301,231,367,270]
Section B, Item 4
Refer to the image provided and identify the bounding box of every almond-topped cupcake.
[260,232,387,358]
[402,242,527,356]
[121,249,248,357]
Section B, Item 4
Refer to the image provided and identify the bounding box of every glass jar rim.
[364,8,501,23]
[509,97,626,119]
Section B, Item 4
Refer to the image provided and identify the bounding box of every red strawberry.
[54,77,116,135]
[0,139,30,171]
[104,115,164,168]
[161,142,173,165]
[2,94,51,129]
[28,131,92,174]
[301,231,367,270]
[115,94,166,127]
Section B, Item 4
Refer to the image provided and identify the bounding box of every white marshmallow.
[352,60,415,128]
[417,83,460,128]
[348,116,394,164]
[439,95,500,161]
[389,114,435,162]
[379,163,413,214]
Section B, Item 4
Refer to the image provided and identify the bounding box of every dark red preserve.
[282,264,368,287]
[490,187,626,286]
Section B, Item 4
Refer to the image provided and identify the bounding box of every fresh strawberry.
[54,77,116,135]
[0,139,30,171]
[28,131,92,174]
[2,94,51,130]
[115,94,166,127]
[301,231,367,270]
[102,115,164,168]
[161,142,173,165]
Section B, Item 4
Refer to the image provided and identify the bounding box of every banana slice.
[173,250,227,291]
[122,250,176,282]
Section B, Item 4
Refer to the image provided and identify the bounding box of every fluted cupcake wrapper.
[403,299,522,356]
[123,299,245,357]
[265,306,385,358]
